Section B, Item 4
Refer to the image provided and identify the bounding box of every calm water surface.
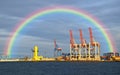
[0,62,120,75]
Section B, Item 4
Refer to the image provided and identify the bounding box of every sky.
[0,0,120,58]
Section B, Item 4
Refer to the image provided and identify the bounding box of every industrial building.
[101,52,120,61]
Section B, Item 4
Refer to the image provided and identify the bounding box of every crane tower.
[54,39,62,57]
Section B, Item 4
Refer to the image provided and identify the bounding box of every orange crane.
[69,30,78,50]
[79,29,88,58]
[54,39,62,57]
[79,29,87,47]
[69,30,79,60]
[89,27,100,47]
[89,27,100,60]
[89,27,94,45]
[69,30,75,49]
[80,29,84,46]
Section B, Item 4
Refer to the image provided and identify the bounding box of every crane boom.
[54,39,62,51]
[69,30,74,48]
[89,27,94,45]
[54,39,56,48]
[79,29,84,45]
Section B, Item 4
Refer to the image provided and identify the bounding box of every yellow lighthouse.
[32,45,43,61]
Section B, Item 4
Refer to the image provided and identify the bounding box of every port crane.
[54,39,62,57]
[69,28,101,61]
[89,27,100,60]
[69,30,79,60]
[79,29,88,58]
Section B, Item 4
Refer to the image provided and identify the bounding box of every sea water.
[0,62,120,75]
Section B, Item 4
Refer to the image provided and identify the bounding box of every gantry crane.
[89,27,100,60]
[54,39,62,57]
[69,30,79,60]
[69,28,100,61]
[79,29,88,59]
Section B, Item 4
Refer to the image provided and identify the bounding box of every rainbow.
[4,6,116,57]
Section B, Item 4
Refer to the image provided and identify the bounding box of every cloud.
[0,14,22,20]
[0,0,120,57]
[9,34,69,57]
[0,29,11,36]
[0,29,12,55]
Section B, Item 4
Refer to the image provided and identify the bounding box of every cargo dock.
[0,27,120,62]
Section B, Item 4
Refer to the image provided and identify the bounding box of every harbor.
[0,27,120,62]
